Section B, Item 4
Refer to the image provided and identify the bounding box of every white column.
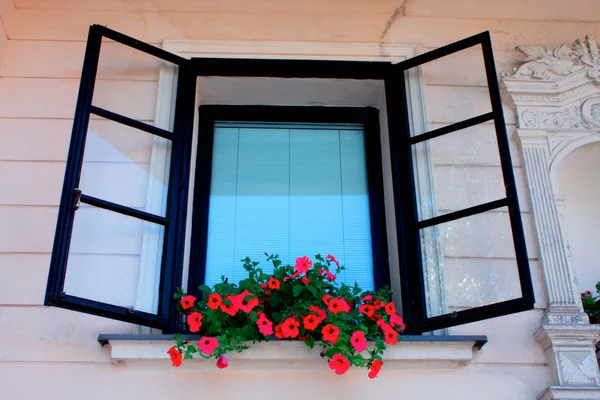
[518,131,600,399]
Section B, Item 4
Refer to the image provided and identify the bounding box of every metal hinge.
[73,188,82,210]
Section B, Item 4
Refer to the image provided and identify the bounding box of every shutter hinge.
[73,188,82,210]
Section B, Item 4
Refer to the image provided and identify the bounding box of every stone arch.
[549,133,600,195]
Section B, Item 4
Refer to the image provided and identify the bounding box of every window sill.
[98,334,487,369]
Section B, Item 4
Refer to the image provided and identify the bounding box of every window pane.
[79,117,171,217]
[205,122,374,290]
[413,122,505,221]
[92,38,178,130]
[404,44,491,137]
[64,205,164,313]
[420,207,522,318]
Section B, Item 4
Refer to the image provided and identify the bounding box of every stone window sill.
[98,334,487,369]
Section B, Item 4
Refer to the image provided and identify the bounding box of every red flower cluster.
[170,253,402,378]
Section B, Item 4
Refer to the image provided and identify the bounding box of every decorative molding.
[503,34,600,83]
[503,34,600,400]
[538,386,600,400]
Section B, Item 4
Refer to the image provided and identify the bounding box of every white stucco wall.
[559,141,600,295]
[1,0,599,398]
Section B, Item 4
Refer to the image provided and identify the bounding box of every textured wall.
[2,0,599,398]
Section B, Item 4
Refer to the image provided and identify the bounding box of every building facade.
[1,1,600,399]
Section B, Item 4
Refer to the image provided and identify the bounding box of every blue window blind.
[205,121,374,290]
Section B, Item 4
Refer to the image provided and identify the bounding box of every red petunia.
[256,314,274,336]
[274,324,285,339]
[325,271,336,282]
[281,317,300,338]
[207,293,222,310]
[267,277,280,290]
[373,300,384,310]
[231,290,259,313]
[384,302,396,316]
[198,336,219,355]
[368,359,383,379]
[327,297,350,314]
[295,256,313,274]
[326,254,340,266]
[284,271,301,282]
[187,312,203,333]
[180,295,196,310]
[359,304,375,318]
[167,347,182,367]
[361,295,373,302]
[322,294,331,305]
[321,324,340,344]
[220,296,239,316]
[260,283,272,295]
[376,319,392,332]
[350,330,367,353]
[308,305,327,322]
[384,328,398,345]
[328,354,350,375]
[216,354,228,369]
[301,276,312,285]
[303,314,320,331]
[389,314,406,332]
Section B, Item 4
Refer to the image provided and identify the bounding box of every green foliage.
[581,282,600,323]
[168,253,404,377]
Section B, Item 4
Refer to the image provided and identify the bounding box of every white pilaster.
[503,34,600,400]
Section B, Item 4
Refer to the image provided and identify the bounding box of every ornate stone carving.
[504,34,600,399]
[503,34,600,82]
[559,351,599,385]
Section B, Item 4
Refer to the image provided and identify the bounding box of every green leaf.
[209,320,222,335]
[324,346,341,358]
[198,284,212,294]
[293,285,304,297]
[304,335,315,349]
[239,278,256,290]
[306,284,318,298]
[242,324,255,338]
[269,292,281,307]
[249,311,258,323]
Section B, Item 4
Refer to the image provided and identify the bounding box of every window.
[188,106,389,298]
[45,25,534,334]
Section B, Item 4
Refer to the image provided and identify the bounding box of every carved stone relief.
[503,34,600,399]
[503,34,600,83]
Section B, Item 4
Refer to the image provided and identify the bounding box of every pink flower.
[187,312,203,333]
[326,254,340,266]
[368,359,383,379]
[295,256,313,274]
[198,337,219,355]
[328,354,350,375]
[390,314,406,332]
[216,354,228,369]
[350,330,367,352]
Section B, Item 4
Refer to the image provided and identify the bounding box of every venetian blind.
[204,122,374,290]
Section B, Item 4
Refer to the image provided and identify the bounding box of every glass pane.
[92,38,178,130]
[413,122,505,221]
[79,117,171,217]
[64,205,164,314]
[204,122,374,291]
[421,207,522,318]
[404,44,491,137]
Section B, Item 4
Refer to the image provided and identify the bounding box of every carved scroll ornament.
[503,34,600,82]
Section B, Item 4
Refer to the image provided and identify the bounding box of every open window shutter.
[45,25,195,331]
[387,32,535,333]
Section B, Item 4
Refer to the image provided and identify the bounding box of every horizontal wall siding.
[1,0,596,398]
